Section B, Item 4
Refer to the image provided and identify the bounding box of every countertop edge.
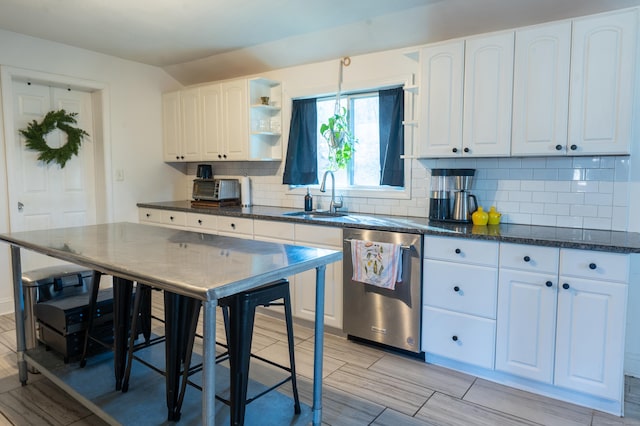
[137,201,640,253]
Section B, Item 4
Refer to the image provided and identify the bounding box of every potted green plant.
[320,106,355,171]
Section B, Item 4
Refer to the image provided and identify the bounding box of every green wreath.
[19,109,89,168]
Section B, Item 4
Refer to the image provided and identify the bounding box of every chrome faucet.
[320,170,343,214]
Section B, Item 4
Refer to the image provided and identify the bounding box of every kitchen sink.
[283,210,348,219]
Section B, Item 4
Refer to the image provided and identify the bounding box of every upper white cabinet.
[511,22,571,156]
[418,33,513,158]
[162,90,203,162]
[418,8,638,158]
[417,41,464,157]
[568,9,637,155]
[463,32,514,157]
[162,77,283,162]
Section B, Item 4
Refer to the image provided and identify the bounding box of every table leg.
[10,245,27,385]
[202,299,217,426]
[312,265,326,426]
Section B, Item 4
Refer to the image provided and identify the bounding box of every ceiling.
[1,0,639,85]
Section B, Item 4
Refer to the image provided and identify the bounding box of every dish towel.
[351,240,403,290]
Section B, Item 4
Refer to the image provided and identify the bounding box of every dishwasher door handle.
[343,239,412,251]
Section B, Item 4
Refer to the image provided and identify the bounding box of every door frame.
[0,66,113,313]
[0,65,114,229]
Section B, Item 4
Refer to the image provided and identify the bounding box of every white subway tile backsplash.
[204,154,626,232]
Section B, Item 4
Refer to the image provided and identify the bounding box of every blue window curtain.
[379,87,404,187]
[283,98,318,185]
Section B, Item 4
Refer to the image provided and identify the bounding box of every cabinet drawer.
[500,243,559,274]
[161,210,186,227]
[186,213,217,233]
[422,306,495,369]
[295,224,342,247]
[254,220,294,241]
[560,249,629,283]
[138,208,162,224]
[423,259,497,319]
[217,216,253,235]
[424,236,498,266]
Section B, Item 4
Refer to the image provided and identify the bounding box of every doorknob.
[17,202,24,212]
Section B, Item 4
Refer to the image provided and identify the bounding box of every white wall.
[0,29,185,313]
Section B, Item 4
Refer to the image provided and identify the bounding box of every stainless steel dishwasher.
[343,228,423,355]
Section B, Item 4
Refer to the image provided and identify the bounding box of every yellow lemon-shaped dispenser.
[488,206,502,225]
[472,206,489,226]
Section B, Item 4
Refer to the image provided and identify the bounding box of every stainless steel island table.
[0,222,342,425]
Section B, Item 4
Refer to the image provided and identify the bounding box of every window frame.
[285,74,413,201]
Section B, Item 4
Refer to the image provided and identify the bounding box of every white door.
[9,80,96,271]
[511,22,571,156]
[495,269,557,383]
[418,41,465,158]
[554,277,627,399]
[463,32,514,157]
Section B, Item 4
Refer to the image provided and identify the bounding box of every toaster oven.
[192,179,240,201]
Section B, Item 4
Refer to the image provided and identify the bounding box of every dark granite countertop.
[137,200,640,253]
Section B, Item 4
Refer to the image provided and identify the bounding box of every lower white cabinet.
[495,243,629,409]
[496,268,558,383]
[554,275,627,400]
[293,224,343,329]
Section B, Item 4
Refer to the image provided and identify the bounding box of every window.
[283,86,405,190]
[317,94,382,187]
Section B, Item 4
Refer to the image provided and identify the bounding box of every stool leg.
[121,283,145,393]
[228,296,255,426]
[79,271,102,368]
[175,299,201,417]
[164,291,181,421]
[138,285,152,344]
[283,290,301,414]
[113,278,133,391]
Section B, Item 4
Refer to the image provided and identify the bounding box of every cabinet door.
[555,277,627,399]
[162,91,182,161]
[200,84,224,161]
[222,80,248,160]
[463,32,514,157]
[568,9,637,155]
[512,22,571,156]
[418,41,464,157]
[495,269,557,383]
[180,88,202,161]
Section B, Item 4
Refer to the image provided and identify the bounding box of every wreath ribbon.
[19,109,89,168]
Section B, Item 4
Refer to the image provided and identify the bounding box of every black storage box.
[35,288,114,362]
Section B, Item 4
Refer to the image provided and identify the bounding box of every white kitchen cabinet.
[162,89,202,162]
[462,31,514,157]
[216,216,253,238]
[496,268,558,383]
[417,40,464,157]
[511,22,571,156]
[422,236,498,368]
[294,224,343,329]
[186,212,218,234]
[555,248,628,400]
[200,83,224,161]
[139,208,162,224]
[568,8,637,155]
[496,243,629,405]
[253,219,294,242]
[219,79,249,161]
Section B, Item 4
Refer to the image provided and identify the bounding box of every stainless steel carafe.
[452,191,478,222]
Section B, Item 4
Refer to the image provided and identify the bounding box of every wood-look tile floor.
[0,298,639,426]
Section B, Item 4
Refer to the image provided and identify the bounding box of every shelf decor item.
[19,109,89,168]
[320,57,355,171]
